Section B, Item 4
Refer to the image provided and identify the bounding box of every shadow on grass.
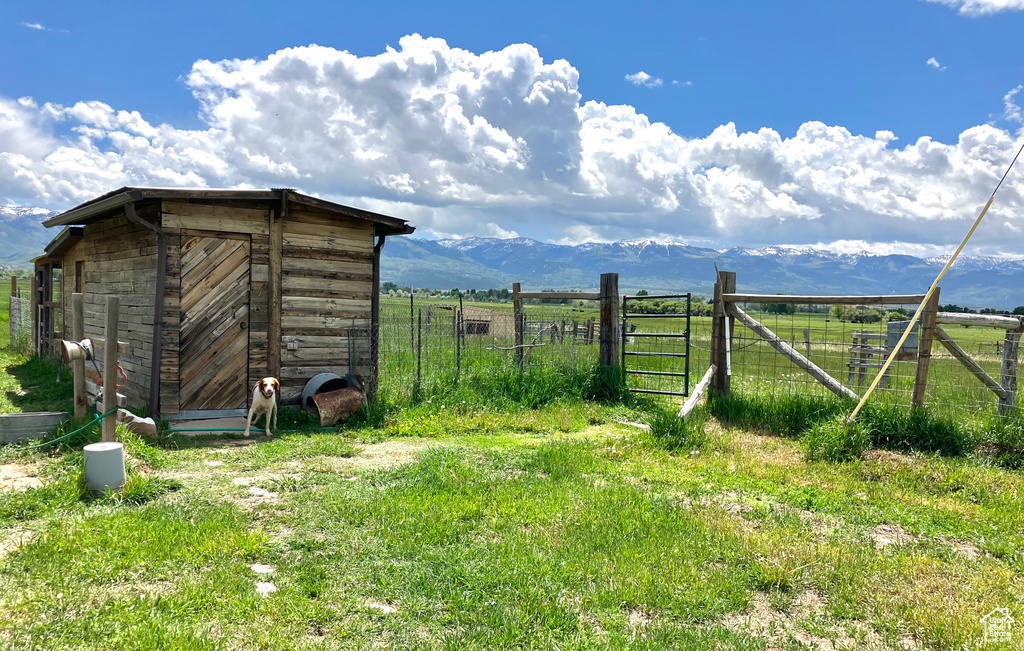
[2,355,74,414]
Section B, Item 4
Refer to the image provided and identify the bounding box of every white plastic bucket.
[83,442,126,493]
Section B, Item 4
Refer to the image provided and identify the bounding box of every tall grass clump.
[648,408,710,452]
[706,392,850,438]
[982,410,1024,469]
[858,403,968,456]
[380,358,628,412]
[804,415,872,462]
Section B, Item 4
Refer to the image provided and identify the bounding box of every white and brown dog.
[244,377,280,437]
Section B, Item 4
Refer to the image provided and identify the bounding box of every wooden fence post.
[513,283,524,368]
[30,271,38,355]
[102,295,120,442]
[998,327,1021,415]
[9,276,16,298]
[599,273,620,369]
[713,271,736,395]
[72,293,87,419]
[912,289,940,408]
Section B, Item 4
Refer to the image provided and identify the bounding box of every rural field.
[1,289,1023,650]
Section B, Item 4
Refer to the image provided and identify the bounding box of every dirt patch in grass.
[867,524,919,549]
[323,438,442,473]
[862,449,919,469]
[942,538,984,560]
[624,606,656,637]
[0,464,41,492]
[0,528,35,562]
[720,589,891,650]
[728,429,804,468]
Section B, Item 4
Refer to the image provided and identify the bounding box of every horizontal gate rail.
[629,388,689,397]
[628,332,689,338]
[624,351,689,358]
[625,370,688,377]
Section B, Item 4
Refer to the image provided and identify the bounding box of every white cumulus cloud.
[925,0,1024,15]
[624,71,663,88]
[1,35,1023,253]
[926,57,947,71]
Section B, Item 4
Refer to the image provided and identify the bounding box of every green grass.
[2,419,1022,649]
[1,292,1022,648]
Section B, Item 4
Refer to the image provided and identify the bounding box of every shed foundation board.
[165,416,250,436]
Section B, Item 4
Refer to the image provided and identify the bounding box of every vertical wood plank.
[102,295,119,442]
[599,273,620,368]
[912,289,940,408]
[999,328,1021,415]
[268,210,283,378]
[72,293,87,419]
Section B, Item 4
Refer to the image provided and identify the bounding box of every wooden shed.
[38,187,414,418]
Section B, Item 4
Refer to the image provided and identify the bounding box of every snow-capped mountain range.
[4,205,1024,308]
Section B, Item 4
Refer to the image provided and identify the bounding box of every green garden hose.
[19,407,119,450]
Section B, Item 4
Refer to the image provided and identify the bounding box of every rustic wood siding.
[159,200,270,414]
[75,209,159,407]
[60,244,87,342]
[279,207,373,401]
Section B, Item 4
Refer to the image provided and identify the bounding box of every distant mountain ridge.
[4,205,1024,308]
[383,237,1024,309]
[0,205,56,267]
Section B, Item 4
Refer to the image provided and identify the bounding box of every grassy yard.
[1,400,1023,649]
[1,293,1022,649]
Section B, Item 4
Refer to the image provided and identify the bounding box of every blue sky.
[2,0,1023,254]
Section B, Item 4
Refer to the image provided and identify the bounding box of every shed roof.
[43,187,414,236]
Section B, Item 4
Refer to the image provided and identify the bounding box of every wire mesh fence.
[8,295,33,355]
[721,298,1018,421]
[376,293,603,401]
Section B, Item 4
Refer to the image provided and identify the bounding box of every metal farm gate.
[621,293,691,397]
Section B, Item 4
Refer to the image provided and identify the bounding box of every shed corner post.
[912,288,941,409]
[268,206,283,380]
[598,272,620,372]
[369,234,386,400]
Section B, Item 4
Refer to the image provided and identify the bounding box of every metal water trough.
[0,412,68,444]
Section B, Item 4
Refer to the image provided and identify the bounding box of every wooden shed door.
[179,231,251,411]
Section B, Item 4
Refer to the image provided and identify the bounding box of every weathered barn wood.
[41,187,413,416]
